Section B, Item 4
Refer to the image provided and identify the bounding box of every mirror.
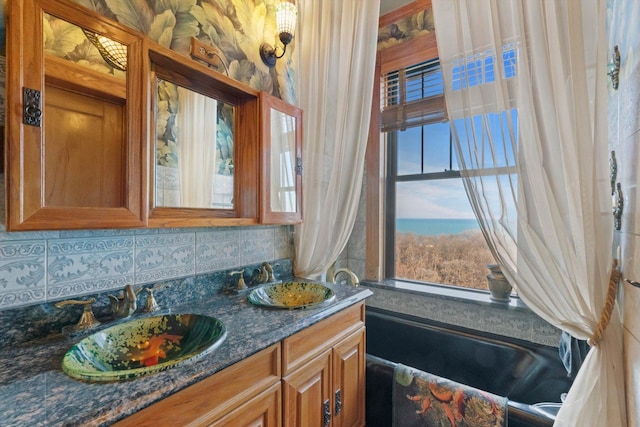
[147,45,260,227]
[154,78,235,210]
[269,108,297,212]
[259,91,302,224]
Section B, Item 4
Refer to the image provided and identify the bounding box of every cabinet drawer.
[208,382,281,427]
[282,302,365,376]
[114,343,281,427]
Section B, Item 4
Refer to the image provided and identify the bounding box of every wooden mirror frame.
[145,42,260,227]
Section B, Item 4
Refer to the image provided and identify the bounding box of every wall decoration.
[378,7,434,51]
[69,0,296,102]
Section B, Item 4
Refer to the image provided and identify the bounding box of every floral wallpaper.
[43,0,295,201]
[377,7,434,51]
[43,13,126,79]
[68,0,297,102]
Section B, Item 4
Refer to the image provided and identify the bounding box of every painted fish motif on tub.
[393,363,507,427]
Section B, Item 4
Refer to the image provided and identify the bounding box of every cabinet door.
[259,92,303,224]
[209,382,281,427]
[332,328,366,427]
[6,0,146,230]
[283,349,332,427]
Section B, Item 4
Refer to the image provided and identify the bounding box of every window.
[383,59,493,291]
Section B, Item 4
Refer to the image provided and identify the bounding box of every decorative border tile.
[196,229,240,273]
[274,226,294,260]
[240,227,275,265]
[47,237,134,299]
[59,229,135,238]
[0,220,294,310]
[0,240,46,309]
[134,233,195,284]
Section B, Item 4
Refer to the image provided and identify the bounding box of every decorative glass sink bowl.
[61,313,226,382]
[247,282,336,309]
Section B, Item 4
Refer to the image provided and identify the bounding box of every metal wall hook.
[610,151,617,195]
[626,279,640,288]
[608,45,620,90]
[613,182,623,231]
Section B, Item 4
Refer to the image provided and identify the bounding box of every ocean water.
[396,218,481,236]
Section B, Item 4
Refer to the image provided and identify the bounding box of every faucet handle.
[230,269,247,290]
[140,287,161,313]
[55,298,101,332]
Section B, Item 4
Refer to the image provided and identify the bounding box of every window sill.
[360,279,560,347]
[361,279,531,312]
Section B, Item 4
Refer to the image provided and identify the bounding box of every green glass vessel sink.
[247,282,336,309]
[61,313,226,382]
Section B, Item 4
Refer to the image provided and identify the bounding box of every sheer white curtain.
[433,1,626,426]
[293,0,380,277]
[176,87,218,208]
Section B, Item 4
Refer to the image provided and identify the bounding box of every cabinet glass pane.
[270,107,297,213]
[43,14,127,208]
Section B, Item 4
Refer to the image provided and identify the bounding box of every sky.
[395,120,475,219]
[391,49,518,220]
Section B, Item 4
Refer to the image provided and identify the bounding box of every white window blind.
[381,58,446,132]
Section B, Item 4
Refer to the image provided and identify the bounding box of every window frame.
[365,30,440,281]
[384,124,462,278]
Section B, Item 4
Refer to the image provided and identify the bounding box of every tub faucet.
[327,264,360,287]
[109,284,138,319]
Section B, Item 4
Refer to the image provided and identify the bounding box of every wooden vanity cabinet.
[114,344,282,427]
[282,303,366,427]
[114,303,366,427]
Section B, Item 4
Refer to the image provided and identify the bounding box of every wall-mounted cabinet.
[6,0,147,230]
[260,92,303,224]
[146,42,260,227]
[6,0,302,230]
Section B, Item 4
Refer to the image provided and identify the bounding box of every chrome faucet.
[109,284,138,319]
[327,264,360,287]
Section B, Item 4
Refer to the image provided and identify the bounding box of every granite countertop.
[0,283,372,427]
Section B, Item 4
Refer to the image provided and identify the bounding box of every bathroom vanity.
[0,283,371,426]
[115,302,366,427]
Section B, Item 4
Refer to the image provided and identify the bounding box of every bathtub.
[365,307,573,426]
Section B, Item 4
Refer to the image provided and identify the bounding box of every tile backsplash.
[0,172,294,311]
